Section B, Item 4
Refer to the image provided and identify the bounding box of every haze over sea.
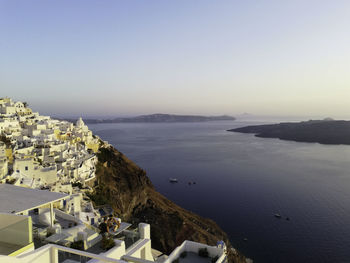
[89,119,350,263]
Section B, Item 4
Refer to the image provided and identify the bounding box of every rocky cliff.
[229,120,350,145]
[89,143,246,263]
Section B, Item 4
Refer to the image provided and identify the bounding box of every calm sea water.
[89,121,350,263]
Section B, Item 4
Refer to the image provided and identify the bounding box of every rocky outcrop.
[90,144,246,263]
[229,120,350,145]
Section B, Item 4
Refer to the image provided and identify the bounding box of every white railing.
[17,244,125,263]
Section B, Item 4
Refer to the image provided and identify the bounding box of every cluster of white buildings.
[0,97,229,263]
[0,97,99,191]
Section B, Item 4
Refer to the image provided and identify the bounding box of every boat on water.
[169,178,178,183]
[274,213,282,218]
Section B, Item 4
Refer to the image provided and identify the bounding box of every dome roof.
[76,117,85,127]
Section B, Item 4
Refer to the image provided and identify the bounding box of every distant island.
[66,114,236,124]
[228,119,350,145]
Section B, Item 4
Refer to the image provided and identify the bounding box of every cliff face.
[92,144,246,263]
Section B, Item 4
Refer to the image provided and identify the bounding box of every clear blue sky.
[1,0,349,118]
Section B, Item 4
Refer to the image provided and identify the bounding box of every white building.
[0,142,8,179]
[0,98,228,263]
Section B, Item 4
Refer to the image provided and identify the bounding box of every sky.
[0,0,350,118]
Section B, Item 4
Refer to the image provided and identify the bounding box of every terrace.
[0,184,68,218]
[164,241,226,263]
[176,252,212,263]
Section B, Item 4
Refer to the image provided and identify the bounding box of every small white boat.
[169,178,178,183]
[274,213,282,218]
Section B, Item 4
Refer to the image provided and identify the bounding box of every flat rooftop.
[0,184,68,214]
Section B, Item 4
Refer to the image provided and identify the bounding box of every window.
[25,166,28,171]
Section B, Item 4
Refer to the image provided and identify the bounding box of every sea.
[89,120,350,263]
